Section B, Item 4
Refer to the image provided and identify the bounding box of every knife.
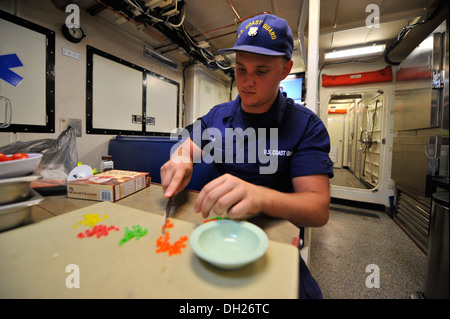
[162,196,173,233]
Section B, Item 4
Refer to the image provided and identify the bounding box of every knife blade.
[162,196,173,233]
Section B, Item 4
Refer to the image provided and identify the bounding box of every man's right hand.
[160,138,199,198]
[160,157,193,198]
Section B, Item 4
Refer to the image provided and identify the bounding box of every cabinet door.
[394,32,443,131]
[392,134,439,197]
[145,73,179,133]
[0,10,55,133]
[91,54,142,133]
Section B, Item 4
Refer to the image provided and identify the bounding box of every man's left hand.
[194,173,265,219]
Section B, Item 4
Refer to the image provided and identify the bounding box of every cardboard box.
[67,170,150,202]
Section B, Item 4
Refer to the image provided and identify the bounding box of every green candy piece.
[118,225,148,246]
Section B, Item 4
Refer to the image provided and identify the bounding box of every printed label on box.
[67,170,150,202]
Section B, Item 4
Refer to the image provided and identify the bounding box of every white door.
[328,113,345,168]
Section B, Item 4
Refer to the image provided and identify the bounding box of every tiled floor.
[308,202,428,299]
[331,168,369,189]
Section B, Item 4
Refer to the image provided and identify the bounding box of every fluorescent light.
[324,45,385,60]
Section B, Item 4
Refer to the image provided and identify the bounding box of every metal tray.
[0,189,44,232]
[0,173,41,206]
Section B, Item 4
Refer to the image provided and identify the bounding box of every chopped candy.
[74,213,108,228]
[76,224,119,239]
[204,216,230,223]
[156,232,188,256]
[118,225,148,246]
[161,219,174,231]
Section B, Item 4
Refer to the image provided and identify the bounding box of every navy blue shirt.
[190,92,334,193]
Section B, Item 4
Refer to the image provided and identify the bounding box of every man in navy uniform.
[161,13,333,299]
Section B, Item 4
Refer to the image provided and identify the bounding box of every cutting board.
[0,202,299,299]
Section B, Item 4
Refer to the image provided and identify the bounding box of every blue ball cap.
[219,14,294,60]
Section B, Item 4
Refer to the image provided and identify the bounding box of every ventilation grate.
[394,190,431,253]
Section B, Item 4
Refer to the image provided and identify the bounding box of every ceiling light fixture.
[324,44,385,61]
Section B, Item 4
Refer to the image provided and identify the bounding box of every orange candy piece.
[161,219,174,231]
[156,231,188,256]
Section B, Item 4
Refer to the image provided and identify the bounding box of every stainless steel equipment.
[392,20,449,252]
[0,189,44,232]
[423,191,449,299]
[0,173,41,206]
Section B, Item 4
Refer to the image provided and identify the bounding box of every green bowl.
[189,219,268,270]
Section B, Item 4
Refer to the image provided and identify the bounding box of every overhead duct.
[144,46,178,70]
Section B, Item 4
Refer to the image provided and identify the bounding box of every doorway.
[327,91,384,189]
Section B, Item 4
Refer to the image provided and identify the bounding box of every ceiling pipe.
[225,0,242,21]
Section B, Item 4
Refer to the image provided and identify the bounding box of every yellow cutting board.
[0,201,298,299]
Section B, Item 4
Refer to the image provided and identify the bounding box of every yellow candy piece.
[74,213,108,228]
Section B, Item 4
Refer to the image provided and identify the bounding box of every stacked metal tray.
[0,154,44,232]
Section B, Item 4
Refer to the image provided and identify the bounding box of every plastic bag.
[38,126,78,180]
[0,138,55,153]
[0,126,78,180]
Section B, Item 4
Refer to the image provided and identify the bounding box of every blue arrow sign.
[0,54,24,87]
